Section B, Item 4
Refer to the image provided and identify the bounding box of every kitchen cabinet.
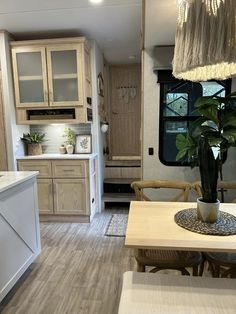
[37,179,54,214]
[11,37,92,124]
[17,156,97,222]
[53,178,87,215]
[11,47,48,108]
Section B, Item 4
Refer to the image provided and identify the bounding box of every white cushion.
[118,271,236,314]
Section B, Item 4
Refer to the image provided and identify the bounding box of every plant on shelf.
[63,127,76,154]
[21,132,46,156]
[176,92,236,222]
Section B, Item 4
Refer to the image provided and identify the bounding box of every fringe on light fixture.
[172,0,236,81]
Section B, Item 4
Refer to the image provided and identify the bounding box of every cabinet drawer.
[52,160,87,178]
[18,160,52,178]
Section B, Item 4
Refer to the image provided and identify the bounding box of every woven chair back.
[131,180,191,202]
[192,181,236,203]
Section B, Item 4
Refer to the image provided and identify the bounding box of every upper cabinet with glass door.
[11,38,91,114]
[47,45,82,107]
[12,47,48,108]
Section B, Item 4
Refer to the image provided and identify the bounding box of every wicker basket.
[27,143,42,156]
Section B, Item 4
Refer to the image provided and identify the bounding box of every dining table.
[125,201,236,253]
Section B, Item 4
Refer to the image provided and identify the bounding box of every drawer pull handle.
[92,198,95,203]
[63,169,75,172]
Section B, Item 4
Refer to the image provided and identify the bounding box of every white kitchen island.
[0,171,41,303]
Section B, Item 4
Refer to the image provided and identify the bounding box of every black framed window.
[158,71,231,166]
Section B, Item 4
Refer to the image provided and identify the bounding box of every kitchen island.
[0,171,41,303]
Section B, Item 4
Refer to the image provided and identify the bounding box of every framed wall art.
[75,134,92,154]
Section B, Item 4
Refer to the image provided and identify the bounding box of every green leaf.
[195,96,220,108]
[226,91,236,99]
[222,114,236,128]
[222,128,236,143]
[208,137,223,146]
[176,134,188,150]
[197,104,218,125]
[176,149,188,161]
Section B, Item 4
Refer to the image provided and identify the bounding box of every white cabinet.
[0,174,41,302]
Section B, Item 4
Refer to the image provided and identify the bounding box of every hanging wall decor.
[97,72,104,97]
[173,0,236,81]
[117,86,137,104]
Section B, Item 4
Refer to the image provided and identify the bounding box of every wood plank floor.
[0,211,136,314]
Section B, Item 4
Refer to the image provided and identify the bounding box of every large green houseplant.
[176,92,236,222]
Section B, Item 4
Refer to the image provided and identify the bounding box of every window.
[159,75,231,166]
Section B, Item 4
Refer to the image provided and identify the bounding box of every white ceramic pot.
[101,122,109,133]
[66,144,74,154]
[197,197,220,223]
[59,145,66,154]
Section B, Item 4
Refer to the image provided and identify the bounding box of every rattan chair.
[130,180,202,275]
[192,180,236,278]
[192,181,236,203]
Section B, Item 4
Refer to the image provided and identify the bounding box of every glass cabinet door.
[12,47,48,107]
[47,45,83,107]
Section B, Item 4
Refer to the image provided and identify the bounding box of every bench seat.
[118,271,236,314]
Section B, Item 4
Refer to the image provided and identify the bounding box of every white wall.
[142,48,236,201]
[90,40,105,211]
[0,31,29,170]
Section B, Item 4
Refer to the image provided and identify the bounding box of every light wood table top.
[125,201,236,253]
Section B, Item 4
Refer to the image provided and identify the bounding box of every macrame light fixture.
[173,0,236,81]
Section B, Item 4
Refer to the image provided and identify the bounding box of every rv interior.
[0,0,236,313]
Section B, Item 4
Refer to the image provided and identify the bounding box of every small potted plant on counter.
[176,92,236,222]
[21,132,46,156]
[63,127,76,154]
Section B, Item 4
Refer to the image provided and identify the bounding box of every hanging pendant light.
[172,0,236,81]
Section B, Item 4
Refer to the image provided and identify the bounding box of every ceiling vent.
[153,46,174,71]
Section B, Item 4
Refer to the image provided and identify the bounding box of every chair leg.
[192,265,199,276]
[212,264,220,278]
[181,268,190,276]
[137,262,145,272]
[198,259,205,276]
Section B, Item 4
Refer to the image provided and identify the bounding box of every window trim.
[158,79,232,167]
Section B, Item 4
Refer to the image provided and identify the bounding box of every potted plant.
[21,132,46,156]
[176,92,236,222]
[63,127,76,154]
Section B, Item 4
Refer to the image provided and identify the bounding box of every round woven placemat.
[174,208,236,236]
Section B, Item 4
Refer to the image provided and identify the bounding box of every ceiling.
[0,0,142,64]
[145,0,178,49]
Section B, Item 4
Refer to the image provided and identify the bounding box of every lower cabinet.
[53,179,87,215]
[17,158,97,222]
[38,179,54,214]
